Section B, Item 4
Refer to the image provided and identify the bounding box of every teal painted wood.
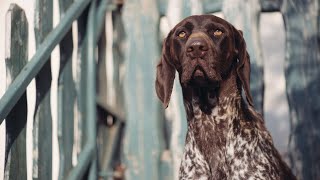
[95,0,114,116]
[222,0,264,114]
[75,4,89,162]
[158,0,167,16]
[73,2,105,176]
[0,0,91,123]
[202,0,281,13]
[97,116,123,178]
[95,2,124,117]
[112,6,125,112]
[94,2,123,178]
[70,4,90,178]
[260,0,281,12]
[4,4,28,180]
[33,0,53,179]
[94,0,112,43]
[122,0,167,179]
[67,0,99,179]
[281,1,320,179]
[86,1,97,179]
[96,1,114,115]
[96,12,108,112]
[57,0,76,179]
[96,10,115,177]
[202,0,222,14]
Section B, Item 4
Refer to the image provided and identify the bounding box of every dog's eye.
[214,29,223,36]
[178,31,186,38]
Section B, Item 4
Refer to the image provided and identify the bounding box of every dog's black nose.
[186,38,208,58]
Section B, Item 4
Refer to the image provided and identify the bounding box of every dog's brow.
[204,22,224,30]
[183,21,194,31]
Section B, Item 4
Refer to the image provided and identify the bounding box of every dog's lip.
[190,66,208,86]
[192,66,206,78]
[194,68,205,77]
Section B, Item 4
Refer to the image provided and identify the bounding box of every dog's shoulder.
[226,105,296,179]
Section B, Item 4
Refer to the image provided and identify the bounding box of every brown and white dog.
[155,15,296,180]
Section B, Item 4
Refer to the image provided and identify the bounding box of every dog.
[155,15,296,180]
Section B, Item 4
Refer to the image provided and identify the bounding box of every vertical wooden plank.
[75,3,89,160]
[87,1,97,179]
[72,1,98,178]
[33,0,53,179]
[96,10,110,177]
[4,4,28,180]
[202,0,222,13]
[57,0,75,179]
[96,10,108,110]
[281,0,320,179]
[222,0,264,114]
[65,1,99,178]
[112,6,125,110]
[122,0,165,179]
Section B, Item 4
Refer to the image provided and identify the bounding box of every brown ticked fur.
[155,15,296,180]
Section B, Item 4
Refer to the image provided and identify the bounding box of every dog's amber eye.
[214,29,223,36]
[178,31,186,38]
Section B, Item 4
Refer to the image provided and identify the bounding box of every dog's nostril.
[186,40,209,54]
[199,45,208,51]
[186,37,210,58]
[187,46,194,52]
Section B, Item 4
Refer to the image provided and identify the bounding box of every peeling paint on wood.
[58,0,76,179]
[33,0,53,179]
[4,4,28,180]
[122,0,166,179]
[281,0,320,179]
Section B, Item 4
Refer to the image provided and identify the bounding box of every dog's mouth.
[181,60,222,87]
[193,66,205,78]
[191,66,207,84]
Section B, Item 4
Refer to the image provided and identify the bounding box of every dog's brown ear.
[234,29,254,107]
[155,33,176,108]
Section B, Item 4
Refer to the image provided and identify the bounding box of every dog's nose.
[186,38,208,58]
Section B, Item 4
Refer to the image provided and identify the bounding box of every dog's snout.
[186,37,208,58]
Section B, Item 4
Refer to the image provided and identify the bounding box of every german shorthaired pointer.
[155,15,296,180]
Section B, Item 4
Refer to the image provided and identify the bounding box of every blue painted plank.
[281,0,320,179]
[122,0,166,179]
[57,0,75,179]
[33,0,53,179]
[4,4,28,180]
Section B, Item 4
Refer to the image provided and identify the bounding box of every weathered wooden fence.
[1,0,124,179]
[0,0,319,180]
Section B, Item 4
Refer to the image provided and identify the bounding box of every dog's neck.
[180,70,246,168]
[182,69,244,120]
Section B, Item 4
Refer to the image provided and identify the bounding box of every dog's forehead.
[174,15,229,30]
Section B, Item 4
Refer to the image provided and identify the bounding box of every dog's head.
[155,15,253,108]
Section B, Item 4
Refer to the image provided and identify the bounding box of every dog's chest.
[179,100,281,180]
[179,102,237,179]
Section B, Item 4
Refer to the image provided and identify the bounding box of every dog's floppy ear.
[155,32,176,108]
[234,29,254,107]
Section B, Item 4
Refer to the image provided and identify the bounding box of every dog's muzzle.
[181,32,221,86]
